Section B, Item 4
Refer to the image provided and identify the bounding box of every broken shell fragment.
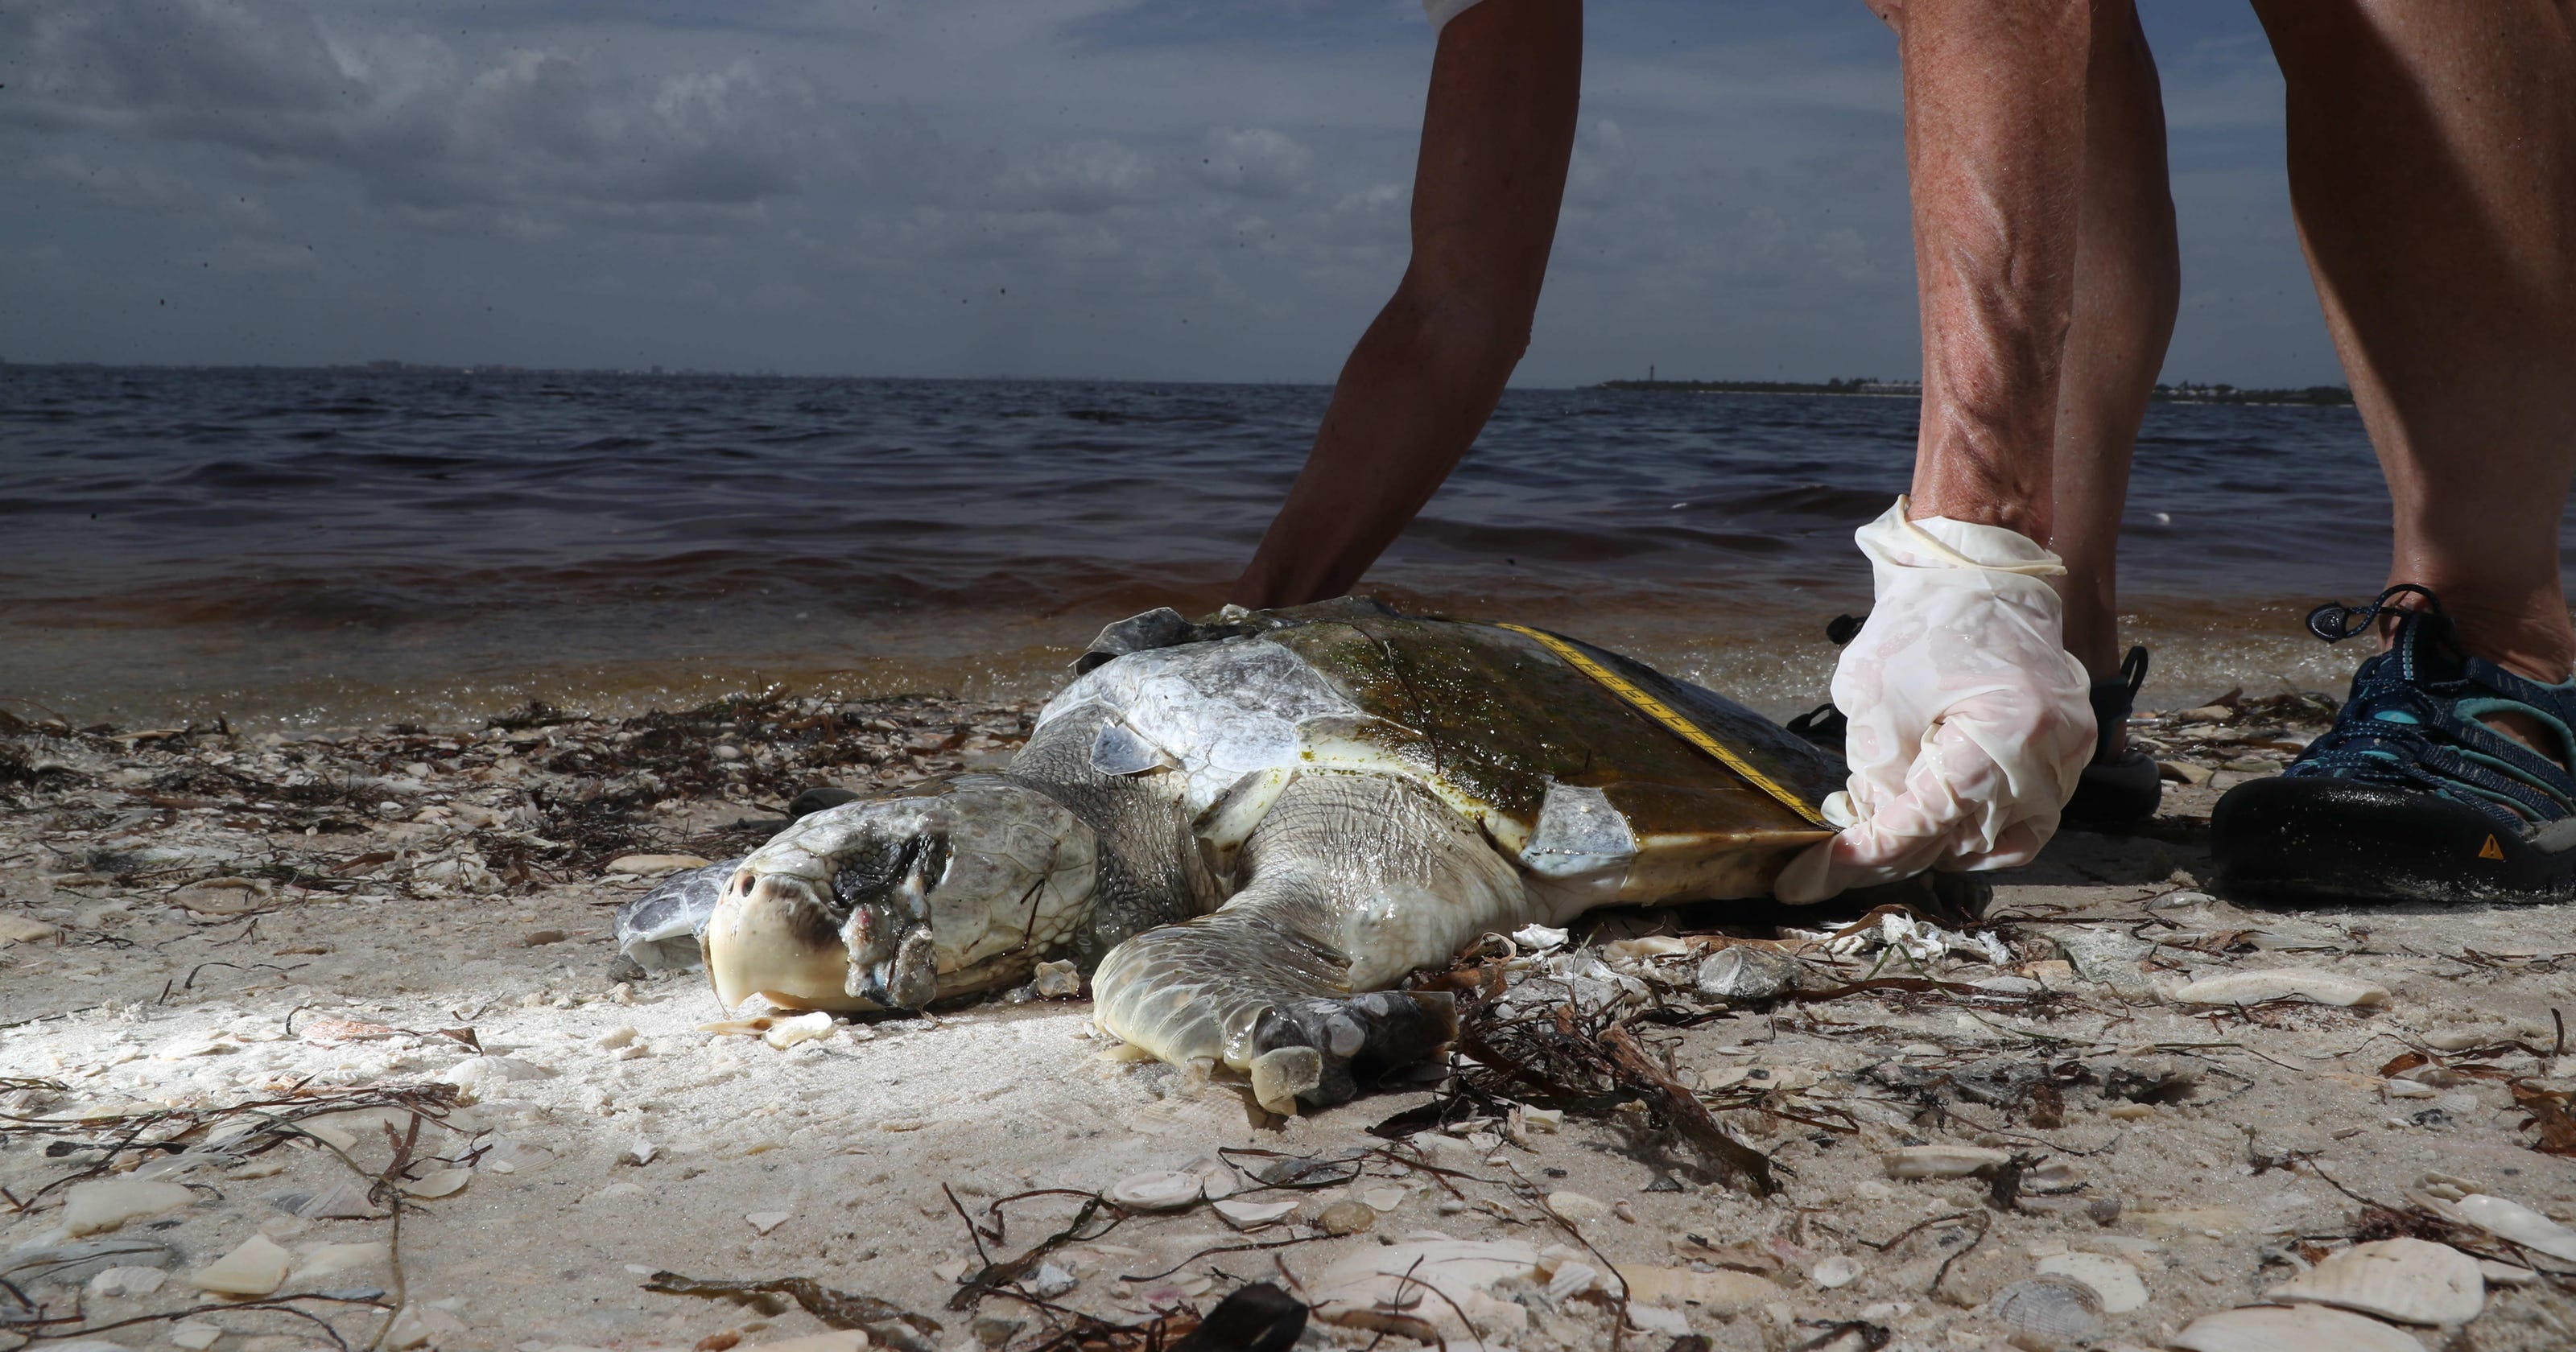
[2448,1193,2576,1263]
[1880,1144,2010,1179]
[2167,968,2389,1008]
[404,1169,471,1199]
[63,1179,196,1237]
[2171,1304,2426,1352]
[191,1235,295,1296]
[1542,1190,1609,1222]
[2265,1238,2482,1325]
[1105,1172,1202,1211]
[1213,1198,1298,1230]
[1614,1265,1781,1309]
[1033,959,1082,998]
[762,1012,836,1049]
[1810,1255,1859,1288]
[745,1210,791,1235]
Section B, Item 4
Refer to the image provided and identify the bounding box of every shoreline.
[6,691,2576,1350]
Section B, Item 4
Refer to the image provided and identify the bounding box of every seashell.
[2448,1193,2576,1263]
[88,1263,169,1297]
[1810,1255,1860,1288]
[296,1181,379,1219]
[762,1012,836,1049]
[1106,1171,1203,1211]
[1986,1276,2104,1347]
[745,1210,791,1234]
[2167,968,2388,1008]
[291,1242,389,1282]
[1362,1186,1406,1212]
[1311,1240,1539,1341]
[2035,1252,2147,1313]
[62,1179,196,1237]
[1613,1264,1781,1310]
[1212,1198,1298,1230]
[190,1235,294,1296]
[0,914,60,943]
[1880,1144,2009,1179]
[1546,1260,1600,1301]
[2171,1304,2426,1352]
[405,1169,470,1199]
[2479,1259,2537,1287]
[1544,1190,1610,1222]
[1318,1200,1376,1235]
[2266,1238,2481,1325]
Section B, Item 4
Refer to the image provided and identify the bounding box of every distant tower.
[1649,364,1656,383]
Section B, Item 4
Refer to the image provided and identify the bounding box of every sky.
[0,0,2336,386]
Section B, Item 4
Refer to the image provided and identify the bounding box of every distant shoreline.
[1596,377,2356,407]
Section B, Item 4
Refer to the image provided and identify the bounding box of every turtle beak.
[703,868,875,1012]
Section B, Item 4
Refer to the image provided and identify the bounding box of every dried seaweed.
[643,1272,940,1352]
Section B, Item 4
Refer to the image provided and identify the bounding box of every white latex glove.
[1775,496,2095,903]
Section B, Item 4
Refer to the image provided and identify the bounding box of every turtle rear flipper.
[1091,769,1533,1113]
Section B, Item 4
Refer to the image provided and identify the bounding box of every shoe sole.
[2060,751,2162,831]
[2211,775,2576,905]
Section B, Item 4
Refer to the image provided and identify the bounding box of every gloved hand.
[1775,496,2095,903]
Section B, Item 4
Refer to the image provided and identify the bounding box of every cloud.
[0,0,814,223]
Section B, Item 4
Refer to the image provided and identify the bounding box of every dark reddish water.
[0,365,2520,731]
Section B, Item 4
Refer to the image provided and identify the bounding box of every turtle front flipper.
[1091,769,1535,1113]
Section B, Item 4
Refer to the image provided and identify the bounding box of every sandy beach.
[6,691,2574,1352]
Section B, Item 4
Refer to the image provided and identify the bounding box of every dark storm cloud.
[0,0,2332,386]
[2,0,811,217]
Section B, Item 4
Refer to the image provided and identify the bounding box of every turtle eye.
[832,835,918,911]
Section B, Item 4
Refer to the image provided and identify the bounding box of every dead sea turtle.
[616,599,1844,1111]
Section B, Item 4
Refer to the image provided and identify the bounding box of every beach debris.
[62,1177,196,1235]
[1615,1264,1781,1309]
[1212,1198,1298,1230]
[2170,1304,2428,1352]
[643,1271,942,1352]
[2439,1193,2576,1263]
[1542,1190,1608,1222]
[1810,1255,1860,1288]
[2265,1238,2480,1325]
[762,1012,836,1049]
[386,1303,471,1350]
[0,914,60,943]
[1985,1276,2105,1348]
[746,1210,792,1235]
[1316,1200,1376,1235]
[1027,1261,1078,1297]
[1696,946,1800,1001]
[1511,924,1569,950]
[1105,1171,1202,1211]
[86,1263,169,1297]
[1362,1185,1406,1212]
[295,1179,380,1218]
[292,1240,390,1282]
[1,1238,179,1288]
[607,853,712,876]
[170,1321,224,1350]
[189,1234,295,1296]
[1167,1282,1306,1352]
[170,876,270,915]
[1309,1239,1537,1341]
[2034,1251,2147,1313]
[1882,1144,2011,1179]
[1032,959,1082,998]
[742,1335,868,1352]
[2166,968,2389,1008]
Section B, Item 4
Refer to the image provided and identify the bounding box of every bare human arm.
[1228,0,1582,610]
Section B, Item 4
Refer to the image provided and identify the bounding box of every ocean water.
[0,365,2541,732]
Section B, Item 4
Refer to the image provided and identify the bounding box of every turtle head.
[702,775,1098,1013]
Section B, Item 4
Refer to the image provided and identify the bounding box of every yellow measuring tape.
[1492,622,1827,827]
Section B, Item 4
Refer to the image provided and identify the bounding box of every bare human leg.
[2250,1,2576,688]
[1228,0,1581,610]
[2051,0,2177,693]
